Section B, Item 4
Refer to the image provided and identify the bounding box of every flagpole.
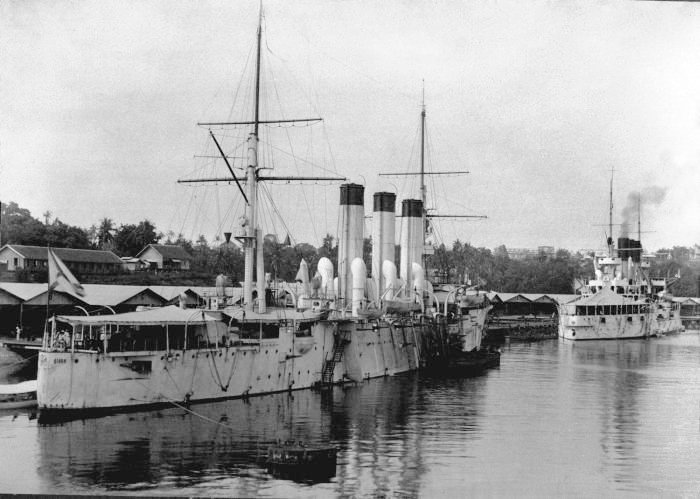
[45,246,51,346]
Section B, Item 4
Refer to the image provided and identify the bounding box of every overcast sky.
[1,0,699,252]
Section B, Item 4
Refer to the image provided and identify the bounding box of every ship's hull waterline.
[37,318,439,412]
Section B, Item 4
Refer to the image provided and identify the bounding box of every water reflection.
[31,372,488,496]
[2,335,700,496]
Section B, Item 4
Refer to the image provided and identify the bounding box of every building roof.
[0,282,86,305]
[78,284,166,307]
[0,245,122,264]
[571,288,645,306]
[136,244,192,261]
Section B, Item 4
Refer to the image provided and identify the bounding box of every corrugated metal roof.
[78,284,165,306]
[486,292,578,305]
[136,244,192,260]
[0,283,50,301]
[1,245,122,264]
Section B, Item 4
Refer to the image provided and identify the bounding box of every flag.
[48,248,85,297]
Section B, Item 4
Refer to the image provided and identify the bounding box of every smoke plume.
[619,185,667,237]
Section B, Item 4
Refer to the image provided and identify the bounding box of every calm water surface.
[2,333,700,497]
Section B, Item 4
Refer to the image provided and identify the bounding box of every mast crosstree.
[179,4,345,312]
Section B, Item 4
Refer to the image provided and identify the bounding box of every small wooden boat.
[0,380,37,409]
[260,440,337,480]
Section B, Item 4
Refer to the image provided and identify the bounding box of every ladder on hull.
[321,332,350,385]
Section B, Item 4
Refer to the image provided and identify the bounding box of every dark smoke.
[619,186,667,237]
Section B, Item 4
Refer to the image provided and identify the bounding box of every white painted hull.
[651,304,684,335]
[558,313,650,340]
[37,318,442,411]
[559,302,683,341]
[38,310,487,412]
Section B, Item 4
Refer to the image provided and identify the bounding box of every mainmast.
[378,84,485,286]
[242,5,264,312]
[420,85,427,269]
[608,169,614,257]
[181,5,344,313]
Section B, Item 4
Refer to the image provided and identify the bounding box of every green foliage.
[2,200,697,295]
[1,202,91,248]
[650,247,700,297]
[1,201,49,246]
[113,220,160,256]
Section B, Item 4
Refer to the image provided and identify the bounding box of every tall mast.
[608,168,614,257]
[637,191,641,242]
[420,82,426,211]
[420,82,427,266]
[244,4,264,312]
[183,4,344,313]
[254,5,262,137]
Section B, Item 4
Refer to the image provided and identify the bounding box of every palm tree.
[97,217,115,249]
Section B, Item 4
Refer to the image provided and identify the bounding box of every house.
[0,244,123,274]
[136,244,192,270]
[120,256,148,272]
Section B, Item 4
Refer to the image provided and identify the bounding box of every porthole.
[74,359,79,363]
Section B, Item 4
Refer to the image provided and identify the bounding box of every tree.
[114,220,160,256]
[45,219,91,249]
[97,218,115,249]
[0,201,46,245]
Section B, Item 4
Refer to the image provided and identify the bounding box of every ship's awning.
[55,305,222,326]
[222,306,324,323]
[0,380,36,394]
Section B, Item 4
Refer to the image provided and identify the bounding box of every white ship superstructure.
[559,239,682,341]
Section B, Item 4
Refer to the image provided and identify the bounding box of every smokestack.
[630,239,642,263]
[338,184,365,305]
[400,199,423,286]
[618,237,629,278]
[372,192,396,303]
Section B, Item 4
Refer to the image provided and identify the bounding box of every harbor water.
[2,333,700,497]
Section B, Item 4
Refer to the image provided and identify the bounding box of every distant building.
[0,245,123,274]
[136,244,192,270]
[505,248,536,260]
[506,247,555,260]
[537,246,555,258]
[120,257,148,272]
[689,245,700,267]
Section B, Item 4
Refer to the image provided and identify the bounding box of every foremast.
[182,5,344,313]
[243,6,264,313]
